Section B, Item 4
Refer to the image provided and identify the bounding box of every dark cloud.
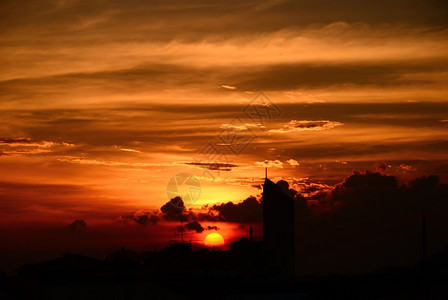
[184,162,238,171]
[0,138,34,144]
[294,170,448,274]
[207,196,263,223]
[133,210,159,225]
[160,197,184,221]
[184,220,204,233]
[293,180,332,197]
[304,170,403,217]
[275,180,298,199]
[158,171,448,232]
[327,171,401,216]
[67,219,86,232]
[404,175,448,211]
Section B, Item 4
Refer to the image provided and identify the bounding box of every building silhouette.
[262,172,295,279]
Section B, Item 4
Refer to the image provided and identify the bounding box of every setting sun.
[204,233,225,247]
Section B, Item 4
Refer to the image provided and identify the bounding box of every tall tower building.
[262,173,295,279]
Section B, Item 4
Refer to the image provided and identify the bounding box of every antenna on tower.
[265,167,268,179]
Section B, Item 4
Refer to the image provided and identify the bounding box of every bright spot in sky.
[204,233,225,247]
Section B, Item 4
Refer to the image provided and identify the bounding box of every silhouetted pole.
[265,167,267,179]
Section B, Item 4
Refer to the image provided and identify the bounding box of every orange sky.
[1,0,448,261]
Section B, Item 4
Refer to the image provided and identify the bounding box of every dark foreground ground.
[1,247,448,300]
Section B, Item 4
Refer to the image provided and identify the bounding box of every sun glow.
[204,233,225,247]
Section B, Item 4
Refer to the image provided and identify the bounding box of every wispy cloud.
[58,157,176,168]
[0,138,73,148]
[287,159,300,166]
[219,84,237,90]
[184,162,238,171]
[220,122,264,131]
[270,120,343,133]
[255,160,283,168]
[398,163,416,173]
[119,148,142,153]
[0,137,74,155]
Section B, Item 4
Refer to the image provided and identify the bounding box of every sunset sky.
[1,0,448,273]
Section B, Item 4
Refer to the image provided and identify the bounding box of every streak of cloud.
[270,120,343,133]
[219,85,237,90]
[255,160,284,168]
